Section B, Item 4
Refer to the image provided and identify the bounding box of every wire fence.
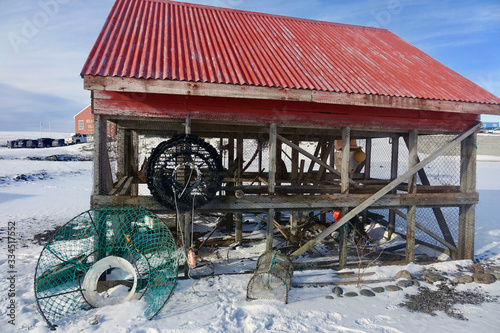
[100,127,466,272]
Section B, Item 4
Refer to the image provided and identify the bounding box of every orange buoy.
[187,248,196,268]
[332,210,341,221]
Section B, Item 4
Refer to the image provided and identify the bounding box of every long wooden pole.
[267,123,277,251]
[289,123,480,260]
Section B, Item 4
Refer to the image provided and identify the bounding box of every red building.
[74,104,115,138]
[74,105,94,135]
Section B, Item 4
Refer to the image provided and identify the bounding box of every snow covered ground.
[1,131,499,333]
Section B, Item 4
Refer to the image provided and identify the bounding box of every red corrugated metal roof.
[81,0,500,105]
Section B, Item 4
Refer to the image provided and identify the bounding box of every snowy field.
[1,131,499,333]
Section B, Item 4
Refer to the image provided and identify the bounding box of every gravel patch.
[399,283,498,320]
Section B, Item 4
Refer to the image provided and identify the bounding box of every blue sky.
[0,0,499,131]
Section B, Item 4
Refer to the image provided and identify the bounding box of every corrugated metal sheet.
[81,0,500,105]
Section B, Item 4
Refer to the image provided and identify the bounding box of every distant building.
[74,105,94,135]
[481,122,500,130]
[74,105,115,138]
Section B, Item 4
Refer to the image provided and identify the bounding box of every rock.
[425,272,447,284]
[386,285,402,292]
[332,286,343,297]
[456,264,464,270]
[360,289,376,297]
[344,292,358,297]
[453,275,474,284]
[396,279,413,288]
[490,266,500,272]
[326,295,334,299]
[492,273,500,280]
[89,315,99,326]
[372,287,385,293]
[412,280,420,287]
[395,270,413,280]
[471,264,485,273]
[472,273,496,284]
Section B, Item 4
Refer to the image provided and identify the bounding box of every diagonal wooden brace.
[289,123,480,261]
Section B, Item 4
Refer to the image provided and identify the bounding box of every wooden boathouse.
[81,0,500,266]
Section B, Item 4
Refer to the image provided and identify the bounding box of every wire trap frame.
[34,206,179,330]
[247,251,293,304]
[146,133,223,212]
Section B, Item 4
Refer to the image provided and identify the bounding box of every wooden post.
[388,134,399,238]
[339,127,350,269]
[290,135,299,235]
[458,133,477,259]
[364,138,372,181]
[93,115,113,196]
[267,123,277,251]
[116,126,126,181]
[130,130,139,196]
[225,134,235,231]
[406,130,418,264]
[235,133,243,244]
[180,212,193,277]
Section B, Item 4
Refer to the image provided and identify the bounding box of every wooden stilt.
[406,130,418,264]
[267,123,277,251]
[388,134,399,238]
[458,133,477,259]
[339,127,351,269]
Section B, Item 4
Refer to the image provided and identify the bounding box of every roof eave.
[83,76,500,116]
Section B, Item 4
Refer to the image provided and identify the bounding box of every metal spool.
[146,134,223,212]
[34,206,179,330]
[247,251,293,304]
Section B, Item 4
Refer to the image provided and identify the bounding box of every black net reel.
[146,134,223,212]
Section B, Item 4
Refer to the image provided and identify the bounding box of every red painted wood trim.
[93,91,479,132]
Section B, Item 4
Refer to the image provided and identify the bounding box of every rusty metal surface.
[81,0,500,105]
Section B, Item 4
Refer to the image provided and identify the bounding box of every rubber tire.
[146,134,223,212]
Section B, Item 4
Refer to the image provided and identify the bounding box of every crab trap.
[34,206,179,330]
[247,250,294,304]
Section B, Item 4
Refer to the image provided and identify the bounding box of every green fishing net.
[34,206,179,330]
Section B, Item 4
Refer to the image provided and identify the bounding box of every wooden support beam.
[267,123,277,251]
[339,127,351,268]
[364,138,372,181]
[458,133,477,259]
[268,124,277,194]
[316,140,334,181]
[307,138,324,174]
[290,135,300,235]
[289,123,480,260]
[235,133,244,244]
[225,134,235,231]
[406,130,418,263]
[109,176,129,196]
[93,115,113,197]
[235,212,243,244]
[388,134,399,237]
[91,192,479,213]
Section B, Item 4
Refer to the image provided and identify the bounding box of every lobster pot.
[246,251,293,303]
